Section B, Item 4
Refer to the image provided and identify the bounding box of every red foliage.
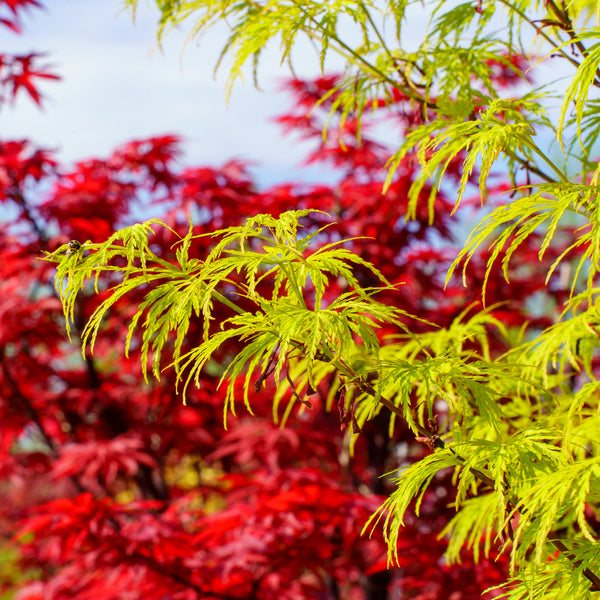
[484,53,533,88]
[0,3,568,598]
[0,53,59,106]
[0,0,39,33]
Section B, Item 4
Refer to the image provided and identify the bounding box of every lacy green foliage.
[54,220,171,341]
[47,211,416,425]
[449,182,600,298]
[559,31,600,149]
[515,293,600,383]
[367,427,572,561]
[372,309,527,434]
[497,546,600,600]
[385,93,555,206]
[511,459,600,561]
[365,449,463,559]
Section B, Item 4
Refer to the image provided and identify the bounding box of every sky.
[2,1,568,194]
[1,0,347,188]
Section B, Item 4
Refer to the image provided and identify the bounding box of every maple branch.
[0,352,58,453]
[255,342,280,391]
[306,352,497,490]
[548,0,600,89]
[322,355,600,591]
[4,183,48,247]
[496,0,581,71]
[552,538,600,592]
[286,0,430,106]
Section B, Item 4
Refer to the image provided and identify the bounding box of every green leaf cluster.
[47,211,414,425]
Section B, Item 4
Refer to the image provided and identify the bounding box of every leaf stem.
[288,0,428,106]
[514,134,569,183]
[496,0,581,70]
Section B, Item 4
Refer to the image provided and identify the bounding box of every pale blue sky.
[1,1,346,188]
